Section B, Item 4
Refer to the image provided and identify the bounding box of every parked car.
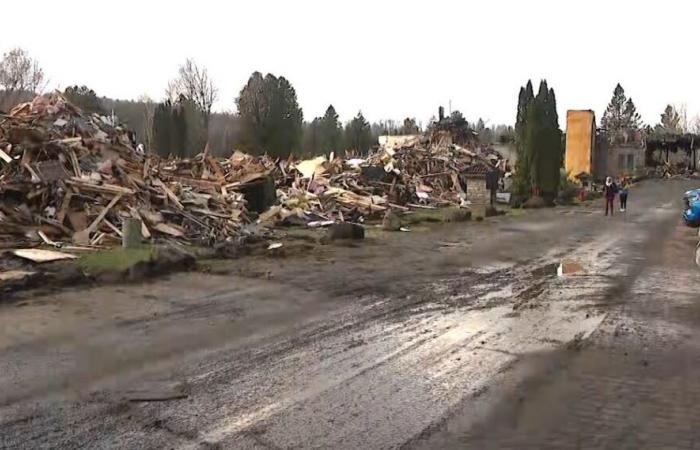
[682,188,700,227]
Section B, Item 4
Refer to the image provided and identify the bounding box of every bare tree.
[675,103,689,133]
[166,58,218,127]
[691,115,700,135]
[138,94,156,151]
[0,48,46,108]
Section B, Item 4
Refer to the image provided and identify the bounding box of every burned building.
[565,110,645,181]
[595,129,646,179]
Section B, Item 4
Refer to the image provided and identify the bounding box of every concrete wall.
[466,176,489,205]
[606,146,646,178]
[565,110,596,177]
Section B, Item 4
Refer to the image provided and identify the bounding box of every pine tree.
[344,111,372,153]
[302,119,321,155]
[623,98,642,129]
[319,105,342,153]
[601,84,627,131]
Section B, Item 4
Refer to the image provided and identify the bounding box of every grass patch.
[403,209,444,225]
[78,247,154,272]
[403,207,473,225]
[500,205,527,217]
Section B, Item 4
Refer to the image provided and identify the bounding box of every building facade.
[566,110,646,181]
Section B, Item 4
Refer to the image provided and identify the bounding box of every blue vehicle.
[683,188,700,227]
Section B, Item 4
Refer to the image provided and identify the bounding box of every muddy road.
[1,179,698,449]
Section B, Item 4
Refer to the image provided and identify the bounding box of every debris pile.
[257,140,494,226]
[650,162,695,179]
[1,94,502,250]
[0,93,249,249]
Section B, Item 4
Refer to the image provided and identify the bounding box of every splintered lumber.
[56,190,74,224]
[73,193,123,245]
[153,223,185,237]
[12,249,78,263]
[37,231,59,247]
[153,179,184,210]
[66,179,134,196]
[0,270,36,282]
[0,147,12,164]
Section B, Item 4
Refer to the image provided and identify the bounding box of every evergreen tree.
[514,80,534,196]
[624,98,642,129]
[180,96,206,155]
[63,85,105,115]
[152,99,188,157]
[538,85,563,198]
[515,80,534,141]
[302,119,321,155]
[153,101,172,157]
[319,105,342,153]
[601,83,641,132]
[601,83,627,131]
[344,111,372,153]
[236,71,303,156]
[514,80,563,202]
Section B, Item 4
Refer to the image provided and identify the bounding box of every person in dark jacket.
[603,176,618,216]
[619,177,629,212]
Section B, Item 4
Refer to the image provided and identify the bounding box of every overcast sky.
[2,0,698,128]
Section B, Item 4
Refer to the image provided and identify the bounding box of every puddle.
[531,263,558,278]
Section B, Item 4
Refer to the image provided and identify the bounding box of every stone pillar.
[122,218,143,248]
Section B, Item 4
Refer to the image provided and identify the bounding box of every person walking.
[619,177,629,212]
[603,176,618,216]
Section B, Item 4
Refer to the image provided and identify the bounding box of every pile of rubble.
[0,93,249,250]
[0,93,501,252]
[258,138,493,226]
[650,162,696,179]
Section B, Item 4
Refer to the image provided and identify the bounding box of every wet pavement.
[0,179,698,449]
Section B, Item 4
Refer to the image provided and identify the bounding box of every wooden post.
[122,218,143,248]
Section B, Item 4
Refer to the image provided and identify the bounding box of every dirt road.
[1,179,697,449]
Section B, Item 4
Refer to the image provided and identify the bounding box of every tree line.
[600,83,700,138]
[0,47,514,159]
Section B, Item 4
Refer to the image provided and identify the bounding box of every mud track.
[0,179,696,449]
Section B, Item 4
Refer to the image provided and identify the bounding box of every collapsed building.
[565,109,700,181]
[0,94,502,251]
